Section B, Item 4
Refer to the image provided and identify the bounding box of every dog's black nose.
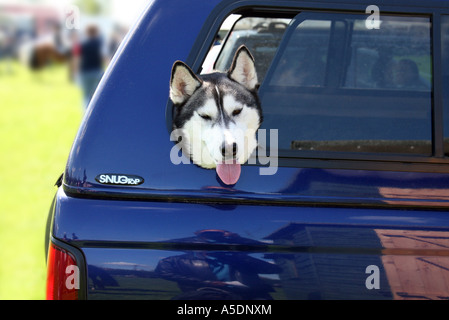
[221,142,237,158]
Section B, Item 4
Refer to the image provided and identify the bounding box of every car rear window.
[208,11,433,157]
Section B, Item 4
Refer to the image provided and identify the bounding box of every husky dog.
[169,45,262,185]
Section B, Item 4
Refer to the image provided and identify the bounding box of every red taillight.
[46,243,80,300]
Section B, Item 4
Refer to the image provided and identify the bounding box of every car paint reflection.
[83,226,449,299]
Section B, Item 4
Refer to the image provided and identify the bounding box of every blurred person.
[74,24,106,108]
[108,25,126,61]
[52,23,69,56]
[0,25,14,75]
[68,30,80,82]
[393,59,429,90]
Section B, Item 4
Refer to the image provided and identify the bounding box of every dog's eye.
[232,108,242,116]
[199,114,212,121]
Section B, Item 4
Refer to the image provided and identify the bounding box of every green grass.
[0,61,83,299]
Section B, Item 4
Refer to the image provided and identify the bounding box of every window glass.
[259,13,432,155]
[345,18,431,90]
[441,16,449,155]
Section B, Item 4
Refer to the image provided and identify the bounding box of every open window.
[202,14,292,83]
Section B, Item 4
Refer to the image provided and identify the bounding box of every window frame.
[175,1,449,173]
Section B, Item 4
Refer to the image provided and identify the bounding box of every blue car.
[46,0,449,300]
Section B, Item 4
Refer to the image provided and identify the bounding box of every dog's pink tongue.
[216,162,241,185]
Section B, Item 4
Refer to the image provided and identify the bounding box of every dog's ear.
[228,45,258,91]
[170,61,202,105]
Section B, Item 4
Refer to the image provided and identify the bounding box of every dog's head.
[169,46,262,185]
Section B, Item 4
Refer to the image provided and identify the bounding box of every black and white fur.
[169,45,262,184]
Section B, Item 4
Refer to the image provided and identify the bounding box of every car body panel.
[48,0,449,300]
[52,188,449,299]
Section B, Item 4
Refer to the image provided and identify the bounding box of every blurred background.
[0,0,150,299]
